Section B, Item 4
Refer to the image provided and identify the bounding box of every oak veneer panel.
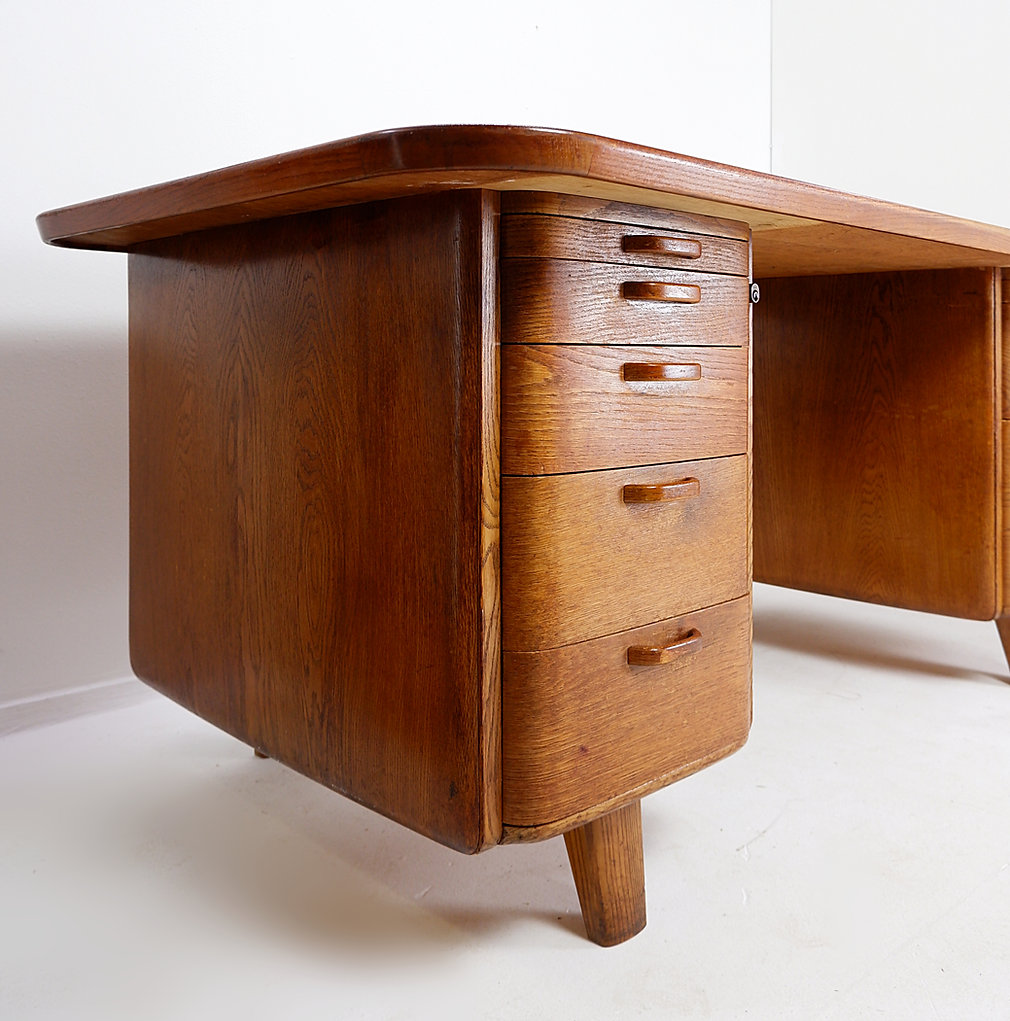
[502,215,749,277]
[128,191,501,853]
[38,126,1010,277]
[502,456,748,650]
[502,259,748,346]
[753,268,999,618]
[502,344,748,475]
[502,595,751,827]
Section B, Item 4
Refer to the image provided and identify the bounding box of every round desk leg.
[563,800,647,946]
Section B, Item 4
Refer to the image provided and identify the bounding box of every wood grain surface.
[626,628,703,665]
[1003,420,1010,617]
[502,344,748,474]
[502,214,748,276]
[564,801,647,946]
[502,191,752,240]
[502,456,748,649]
[500,738,751,844]
[502,595,751,826]
[1001,273,1008,617]
[128,191,501,853]
[502,259,749,346]
[749,220,1010,277]
[37,125,1010,277]
[1001,269,1010,420]
[754,268,999,618]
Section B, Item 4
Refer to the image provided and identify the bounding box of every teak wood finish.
[38,125,1010,946]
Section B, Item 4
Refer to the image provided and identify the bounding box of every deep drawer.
[502,343,748,474]
[502,258,749,346]
[502,455,748,650]
[502,214,749,276]
[502,595,752,826]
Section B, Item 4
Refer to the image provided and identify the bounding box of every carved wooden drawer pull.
[622,361,702,383]
[627,628,702,666]
[622,478,700,503]
[621,281,701,303]
[621,235,702,259]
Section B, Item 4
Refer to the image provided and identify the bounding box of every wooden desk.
[37,126,1010,946]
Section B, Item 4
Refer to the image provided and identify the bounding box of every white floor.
[3,584,1010,1020]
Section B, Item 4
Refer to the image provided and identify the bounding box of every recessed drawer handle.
[627,628,702,666]
[621,235,702,259]
[622,362,702,383]
[622,478,700,503]
[621,281,701,303]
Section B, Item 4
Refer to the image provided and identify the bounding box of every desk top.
[36,124,1010,276]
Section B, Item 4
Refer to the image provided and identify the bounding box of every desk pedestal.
[754,269,1003,636]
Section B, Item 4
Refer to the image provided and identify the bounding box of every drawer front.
[502,344,748,474]
[502,595,752,826]
[502,214,749,277]
[502,258,748,345]
[503,456,748,650]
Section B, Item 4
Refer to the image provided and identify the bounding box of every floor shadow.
[753,592,1009,687]
[103,736,587,955]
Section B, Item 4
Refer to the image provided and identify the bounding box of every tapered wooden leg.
[996,617,1010,672]
[253,747,270,759]
[563,800,646,946]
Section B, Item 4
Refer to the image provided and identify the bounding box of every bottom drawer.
[502,595,752,827]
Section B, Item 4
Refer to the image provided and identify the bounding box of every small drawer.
[503,456,748,650]
[502,258,749,345]
[502,595,752,826]
[502,214,749,277]
[502,344,748,474]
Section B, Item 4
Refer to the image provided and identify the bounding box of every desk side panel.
[753,268,998,618]
[128,192,501,853]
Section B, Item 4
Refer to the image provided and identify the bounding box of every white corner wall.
[2,1,772,706]
[771,0,1010,228]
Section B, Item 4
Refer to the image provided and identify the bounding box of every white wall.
[11,0,1009,708]
[771,0,1010,228]
[2,1,772,705]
